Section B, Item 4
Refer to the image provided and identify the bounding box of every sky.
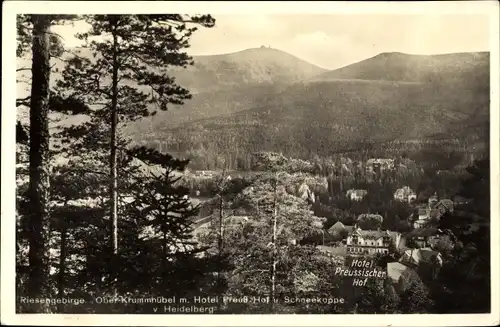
[53,14,491,70]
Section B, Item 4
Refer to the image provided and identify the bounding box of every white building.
[346,226,401,256]
[394,186,417,203]
[346,189,368,201]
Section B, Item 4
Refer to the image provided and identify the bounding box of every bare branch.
[16,96,31,107]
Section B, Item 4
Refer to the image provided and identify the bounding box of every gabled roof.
[401,248,442,266]
[355,229,394,240]
[436,199,454,210]
[387,262,412,283]
[328,221,346,233]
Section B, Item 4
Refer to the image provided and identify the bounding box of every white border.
[2,1,499,326]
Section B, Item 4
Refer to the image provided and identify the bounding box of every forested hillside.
[133,52,489,169]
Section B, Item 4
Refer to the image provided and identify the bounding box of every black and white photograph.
[2,1,499,326]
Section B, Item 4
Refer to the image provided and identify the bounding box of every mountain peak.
[170,47,327,93]
[314,51,489,83]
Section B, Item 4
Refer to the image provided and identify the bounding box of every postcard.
[2,1,499,326]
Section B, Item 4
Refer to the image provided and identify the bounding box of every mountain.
[16,47,327,131]
[313,51,489,86]
[136,52,489,161]
[127,47,327,132]
[17,47,490,164]
[169,47,328,93]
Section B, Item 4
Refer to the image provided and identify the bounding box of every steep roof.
[355,229,392,240]
[328,222,355,235]
[328,221,346,232]
[401,248,442,266]
[387,262,412,283]
[436,199,454,210]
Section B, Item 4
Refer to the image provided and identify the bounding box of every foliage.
[356,279,398,313]
[430,158,490,313]
[398,278,433,313]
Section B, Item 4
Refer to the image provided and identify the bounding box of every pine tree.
[398,278,432,313]
[55,14,215,287]
[25,15,52,309]
[217,170,325,313]
[16,14,78,312]
[432,157,490,313]
[357,278,398,313]
[124,148,201,291]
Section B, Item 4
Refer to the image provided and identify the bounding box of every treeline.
[133,134,485,173]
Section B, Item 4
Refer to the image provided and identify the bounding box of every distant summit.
[313,51,489,85]
[169,47,327,93]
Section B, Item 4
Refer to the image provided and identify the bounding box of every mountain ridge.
[313,51,489,84]
[132,50,489,161]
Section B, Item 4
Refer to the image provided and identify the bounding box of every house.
[346,226,401,256]
[394,186,417,203]
[366,158,395,174]
[400,248,443,267]
[413,208,441,228]
[406,227,439,248]
[387,262,423,292]
[412,196,444,228]
[346,189,368,201]
[327,221,355,241]
[434,199,454,215]
[399,248,443,280]
[413,219,428,229]
[417,208,429,220]
[387,262,413,284]
[428,193,439,207]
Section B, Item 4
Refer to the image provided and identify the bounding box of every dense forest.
[15,14,491,315]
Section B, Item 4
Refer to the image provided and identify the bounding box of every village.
[185,153,470,296]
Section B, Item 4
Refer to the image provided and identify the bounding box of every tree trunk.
[162,230,167,290]
[216,181,225,311]
[270,174,278,313]
[57,220,67,312]
[339,159,344,192]
[26,15,51,313]
[109,29,119,286]
[218,194,224,255]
